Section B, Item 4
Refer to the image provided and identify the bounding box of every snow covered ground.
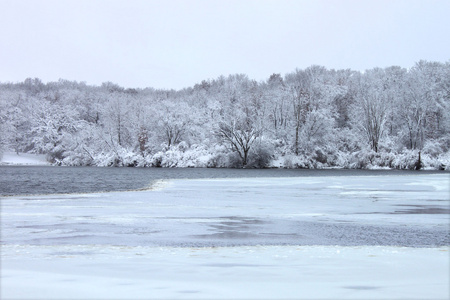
[1,174,449,299]
[0,151,49,166]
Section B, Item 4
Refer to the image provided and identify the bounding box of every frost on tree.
[0,61,449,169]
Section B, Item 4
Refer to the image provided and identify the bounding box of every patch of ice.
[406,179,450,191]
[340,190,392,195]
[149,179,172,191]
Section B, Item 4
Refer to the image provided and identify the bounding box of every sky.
[0,0,449,90]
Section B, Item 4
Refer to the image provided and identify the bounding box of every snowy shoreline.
[1,150,449,171]
[0,151,49,166]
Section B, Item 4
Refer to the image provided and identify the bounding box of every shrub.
[247,142,274,168]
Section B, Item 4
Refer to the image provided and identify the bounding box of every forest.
[0,60,449,169]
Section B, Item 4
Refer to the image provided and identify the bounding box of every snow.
[1,174,449,299]
[0,151,49,166]
[2,245,448,300]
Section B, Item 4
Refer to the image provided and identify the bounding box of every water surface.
[0,166,446,196]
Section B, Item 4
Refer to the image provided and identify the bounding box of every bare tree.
[156,100,191,148]
[360,93,388,152]
[217,119,262,167]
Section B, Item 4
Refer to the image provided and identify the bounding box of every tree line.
[1,60,449,169]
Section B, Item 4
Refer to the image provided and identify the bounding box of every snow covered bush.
[422,138,450,158]
[150,151,164,167]
[391,149,422,170]
[437,152,450,170]
[349,149,396,169]
[282,153,323,169]
[225,152,244,168]
[333,151,353,168]
[148,144,215,168]
[204,145,229,168]
[246,141,274,168]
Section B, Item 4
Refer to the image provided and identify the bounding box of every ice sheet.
[1,174,449,299]
[2,245,448,300]
[2,174,448,247]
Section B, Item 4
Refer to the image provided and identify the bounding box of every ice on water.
[1,174,449,299]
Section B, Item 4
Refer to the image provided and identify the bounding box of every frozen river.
[1,172,449,247]
[1,170,449,299]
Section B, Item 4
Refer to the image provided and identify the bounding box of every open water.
[0,166,446,196]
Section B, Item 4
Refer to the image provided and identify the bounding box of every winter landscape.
[2,1,450,299]
[1,153,449,299]
[2,40,450,300]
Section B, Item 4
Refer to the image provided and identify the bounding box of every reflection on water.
[0,165,446,196]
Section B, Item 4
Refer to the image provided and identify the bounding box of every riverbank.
[2,149,450,170]
[0,151,49,166]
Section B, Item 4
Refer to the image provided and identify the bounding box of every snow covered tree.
[263,73,290,137]
[351,68,394,153]
[216,118,263,167]
[29,98,81,162]
[0,91,31,154]
[396,62,441,150]
[1,61,448,169]
[284,66,343,156]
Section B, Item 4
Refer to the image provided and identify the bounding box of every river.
[1,166,446,196]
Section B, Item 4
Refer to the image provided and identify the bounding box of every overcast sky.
[0,0,449,90]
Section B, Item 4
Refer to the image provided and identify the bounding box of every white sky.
[0,0,449,90]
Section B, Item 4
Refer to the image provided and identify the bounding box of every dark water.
[0,165,446,196]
